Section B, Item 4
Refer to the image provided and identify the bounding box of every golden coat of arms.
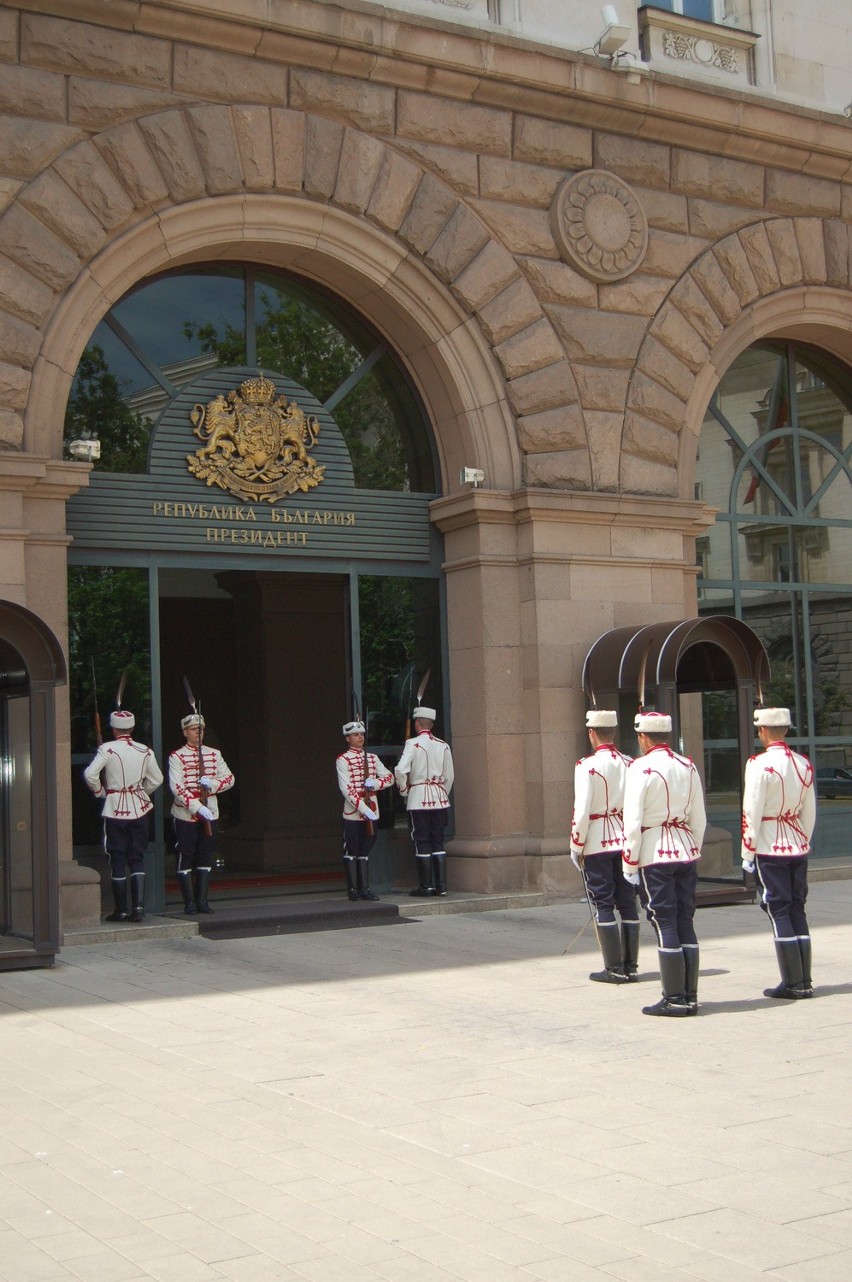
[187,374,325,502]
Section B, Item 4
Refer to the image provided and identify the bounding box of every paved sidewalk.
[1,884,851,1282]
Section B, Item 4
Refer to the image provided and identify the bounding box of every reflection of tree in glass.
[63,346,151,474]
[68,567,151,753]
[184,292,408,490]
[360,577,414,744]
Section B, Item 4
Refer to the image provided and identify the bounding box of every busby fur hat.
[181,713,205,730]
[586,710,617,729]
[634,711,672,734]
[754,707,791,728]
[343,720,365,736]
[413,706,436,721]
[110,709,135,730]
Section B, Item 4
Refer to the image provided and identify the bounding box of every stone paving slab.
[3,882,852,1281]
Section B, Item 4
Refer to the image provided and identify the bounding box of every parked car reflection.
[815,767,852,799]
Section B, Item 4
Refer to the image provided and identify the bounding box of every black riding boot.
[590,921,629,984]
[178,870,197,915]
[344,857,359,901]
[357,857,379,901]
[642,949,690,1017]
[683,943,699,1014]
[409,855,435,897]
[621,920,640,980]
[194,869,214,914]
[798,935,813,995]
[432,852,447,897]
[128,871,145,922]
[105,877,129,922]
[764,939,809,998]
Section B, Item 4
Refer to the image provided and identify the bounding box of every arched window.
[697,342,852,855]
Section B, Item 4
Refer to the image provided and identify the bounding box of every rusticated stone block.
[270,109,305,194]
[397,91,510,156]
[585,411,623,491]
[712,235,760,306]
[232,107,275,192]
[524,448,592,490]
[186,106,244,196]
[0,312,41,368]
[594,134,670,188]
[764,218,802,287]
[822,219,850,287]
[55,141,135,230]
[0,65,65,123]
[139,112,206,203]
[635,337,694,403]
[0,180,22,217]
[0,204,80,291]
[0,9,16,62]
[0,253,55,327]
[620,451,677,497]
[793,218,827,285]
[0,407,23,448]
[738,222,781,294]
[479,156,562,207]
[0,116,84,180]
[94,122,168,210]
[366,149,420,233]
[516,405,585,454]
[173,45,287,107]
[452,240,519,311]
[688,201,762,240]
[689,253,742,325]
[597,275,671,317]
[506,360,580,417]
[395,142,478,197]
[426,203,490,285]
[334,130,385,213]
[0,359,30,411]
[304,117,344,199]
[573,364,629,412]
[513,116,591,169]
[69,79,179,131]
[628,372,687,434]
[641,229,706,279]
[669,276,724,349]
[494,317,564,380]
[518,257,597,308]
[476,275,542,345]
[399,173,458,255]
[290,69,395,134]
[651,307,710,373]
[472,200,555,257]
[623,410,678,462]
[672,150,763,207]
[548,306,647,366]
[766,169,840,218]
[20,170,105,259]
[638,187,689,233]
[21,14,171,88]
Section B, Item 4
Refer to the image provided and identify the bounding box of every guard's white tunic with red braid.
[84,736,163,818]
[570,744,631,858]
[169,743,234,821]
[336,749,393,818]
[622,744,706,871]
[394,731,454,809]
[741,740,815,860]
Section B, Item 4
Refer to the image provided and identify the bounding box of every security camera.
[460,467,485,487]
[68,438,101,462]
[597,5,631,56]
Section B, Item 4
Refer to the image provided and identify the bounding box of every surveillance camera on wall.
[597,5,631,56]
[460,466,485,487]
[68,438,101,462]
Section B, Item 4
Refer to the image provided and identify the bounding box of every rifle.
[352,691,376,837]
[183,675,212,837]
[91,658,103,746]
[404,667,431,741]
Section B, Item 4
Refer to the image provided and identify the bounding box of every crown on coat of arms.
[239,373,276,405]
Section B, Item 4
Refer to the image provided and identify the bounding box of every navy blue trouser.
[104,815,149,878]
[583,851,638,926]
[639,862,698,950]
[755,855,809,938]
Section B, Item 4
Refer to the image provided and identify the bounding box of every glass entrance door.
[0,641,34,948]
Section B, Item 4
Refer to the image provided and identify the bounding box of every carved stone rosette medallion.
[550,169,648,283]
[187,374,325,503]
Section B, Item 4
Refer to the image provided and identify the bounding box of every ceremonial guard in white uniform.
[337,719,394,901]
[623,711,707,1017]
[741,707,816,999]
[169,713,235,915]
[84,708,163,922]
[395,705,454,896]
[570,709,638,983]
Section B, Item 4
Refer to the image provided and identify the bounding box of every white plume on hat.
[110,709,134,730]
[634,711,672,734]
[413,706,436,721]
[754,707,791,728]
[586,710,617,729]
[181,713,205,730]
[343,720,365,736]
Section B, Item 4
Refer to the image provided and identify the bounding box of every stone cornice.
[430,488,715,535]
[11,0,852,179]
[0,453,91,498]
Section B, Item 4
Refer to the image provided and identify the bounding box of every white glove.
[198,776,215,791]
[623,868,640,887]
[741,858,756,875]
[364,776,378,790]
[570,851,582,871]
[196,805,215,822]
[358,798,379,821]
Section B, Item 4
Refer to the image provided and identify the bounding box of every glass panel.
[808,590,852,742]
[64,341,154,475]
[0,645,34,943]
[359,576,443,751]
[739,589,808,735]
[700,687,740,854]
[813,749,852,858]
[115,268,246,373]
